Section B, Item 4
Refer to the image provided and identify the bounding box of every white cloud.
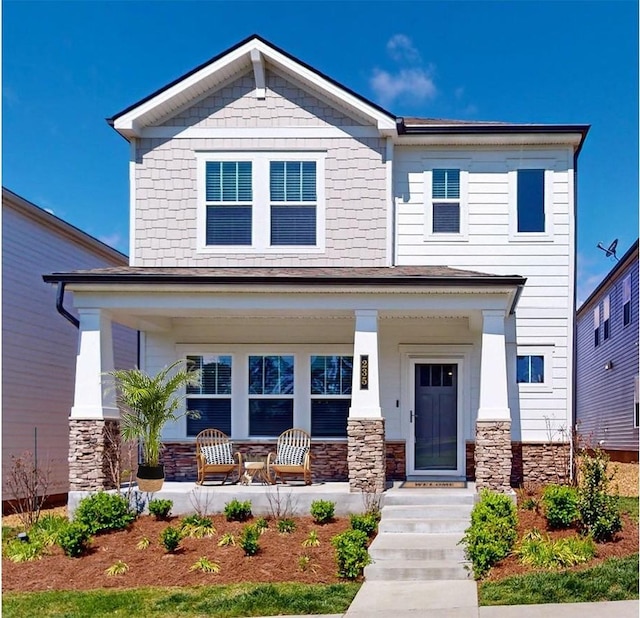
[386,34,422,63]
[370,67,437,107]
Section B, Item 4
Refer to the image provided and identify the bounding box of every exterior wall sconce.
[604,360,614,370]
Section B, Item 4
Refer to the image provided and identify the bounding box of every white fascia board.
[395,132,583,149]
[114,38,397,137]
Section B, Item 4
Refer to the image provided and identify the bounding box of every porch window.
[516,355,544,384]
[310,355,352,437]
[623,275,631,326]
[270,161,317,245]
[186,355,232,436]
[205,161,252,245]
[248,355,294,436]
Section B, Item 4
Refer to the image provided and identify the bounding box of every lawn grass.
[2,582,361,618]
[479,554,639,606]
[618,496,639,522]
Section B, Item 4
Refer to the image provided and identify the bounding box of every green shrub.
[239,524,260,556]
[310,500,335,524]
[57,522,91,558]
[542,484,579,529]
[224,499,252,522]
[516,529,596,568]
[31,514,69,547]
[277,518,297,533]
[349,512,379,537]
[331,529,370,579]
[460,490,518,579]
[74,492,135,534]
[578,451,622,542]
[4,537,45,562]
[179,514,215,538]
[255,517,269,533]
[160,525,182,552]
[148,499,173,519]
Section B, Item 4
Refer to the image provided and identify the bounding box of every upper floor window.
[517,169,545,233]
[186,355,232,436]
[197,153,325,254]
[432,169,460,233]
[310,355,352,437]
[603,295,611,341]
[594,306,600,347]
[623,275,632,326]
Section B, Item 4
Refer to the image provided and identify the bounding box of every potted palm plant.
[109,360,200,492]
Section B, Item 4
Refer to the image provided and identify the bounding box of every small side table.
[244,461,273,485]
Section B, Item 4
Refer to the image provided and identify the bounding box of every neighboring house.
[576,239,639,462]
[2,188,138,506]
[43,35,589,497]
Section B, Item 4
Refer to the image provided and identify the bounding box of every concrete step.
[384,492,475,506]
[364,558,471,581]
[381,504,473,520]
[379,518,470,534]
[368,533,467,561]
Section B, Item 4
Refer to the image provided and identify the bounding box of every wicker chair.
[195,429,242,485]
[267,428,312,485]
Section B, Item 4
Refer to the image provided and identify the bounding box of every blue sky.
[3,0,638,303]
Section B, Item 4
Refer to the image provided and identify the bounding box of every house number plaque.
[360,355,369,390]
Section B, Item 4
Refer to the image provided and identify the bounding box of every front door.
[413,363,458,473]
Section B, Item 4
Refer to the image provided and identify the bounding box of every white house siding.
[133,69,387,267]
[1,193,138,500]
[394,146,575,443]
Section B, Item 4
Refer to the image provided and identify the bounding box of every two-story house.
[44,35,588,498]
[576,239,639,461]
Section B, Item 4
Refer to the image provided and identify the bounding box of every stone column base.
[347,418,385,493]
[475,419,512,493]
[68,419,120,492]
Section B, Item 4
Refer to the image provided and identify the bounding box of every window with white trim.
[198,153,325,253]
[248,355,294,436]
[517,169,545,233]
[516,346,553,392]
[603,295,611,341]
[425,164,468,239]
[517,355,544,384]
[310,355,353,437]
[186,355,232,436]
[623,275,632,326]
[594,306,600,347]
[508,162,553,240]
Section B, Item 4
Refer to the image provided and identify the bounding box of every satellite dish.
[597,238,619,261]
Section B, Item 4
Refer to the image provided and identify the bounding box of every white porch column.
[347,310,385,493]
[475,309,513,493]
[349,309,381,418]
[71,309,118,420]
[478,310,510,420]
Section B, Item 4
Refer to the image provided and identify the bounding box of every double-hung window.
[270,161,317,245]
[623,275,632,326]
[205,161,252,245]
[248,355,294,436]
[425,164,467,239]
[310,356,353,437]
[186,355,232,436]
[198,153,324,252]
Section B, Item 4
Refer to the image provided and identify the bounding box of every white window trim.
[516,345,554,393]
[196,151,326,254]
[423,159,470,242]
[508,160,555,241]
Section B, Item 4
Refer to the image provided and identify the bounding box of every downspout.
[55,282,79,329]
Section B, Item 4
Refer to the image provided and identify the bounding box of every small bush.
[460,490,518,579]
[350,512,379,537]
[277,518,296,533]
[57,522,91,558]
[4,537,45,562]
[302,530,320,547]
[255,517,269,533]
[542,484,579,529]
[74,492,135,534]
[179,514,215,538]
[189,556,220,573]
[224,499,252,522]
[331,529,370,579]
[148,499,173,519]
[160,526,182,553]
[578,450,622,542]
[105,560,129,576]
[217,532,236,547]
[31,514,69,547]
[136,537,150,550]
[310,500,335,524]
[516,529,596,568]
[239,524,260,556]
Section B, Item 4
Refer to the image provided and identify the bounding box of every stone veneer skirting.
[68,419,120,492]
[160,438,406,484]
[475,420,512,492]
[347,418,386,493]
[466,440,571,486]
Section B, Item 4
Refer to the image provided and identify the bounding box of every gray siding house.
[576,239,639,461]
[2,188,138,505]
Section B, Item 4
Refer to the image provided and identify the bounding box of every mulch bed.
[2,514,353,592]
